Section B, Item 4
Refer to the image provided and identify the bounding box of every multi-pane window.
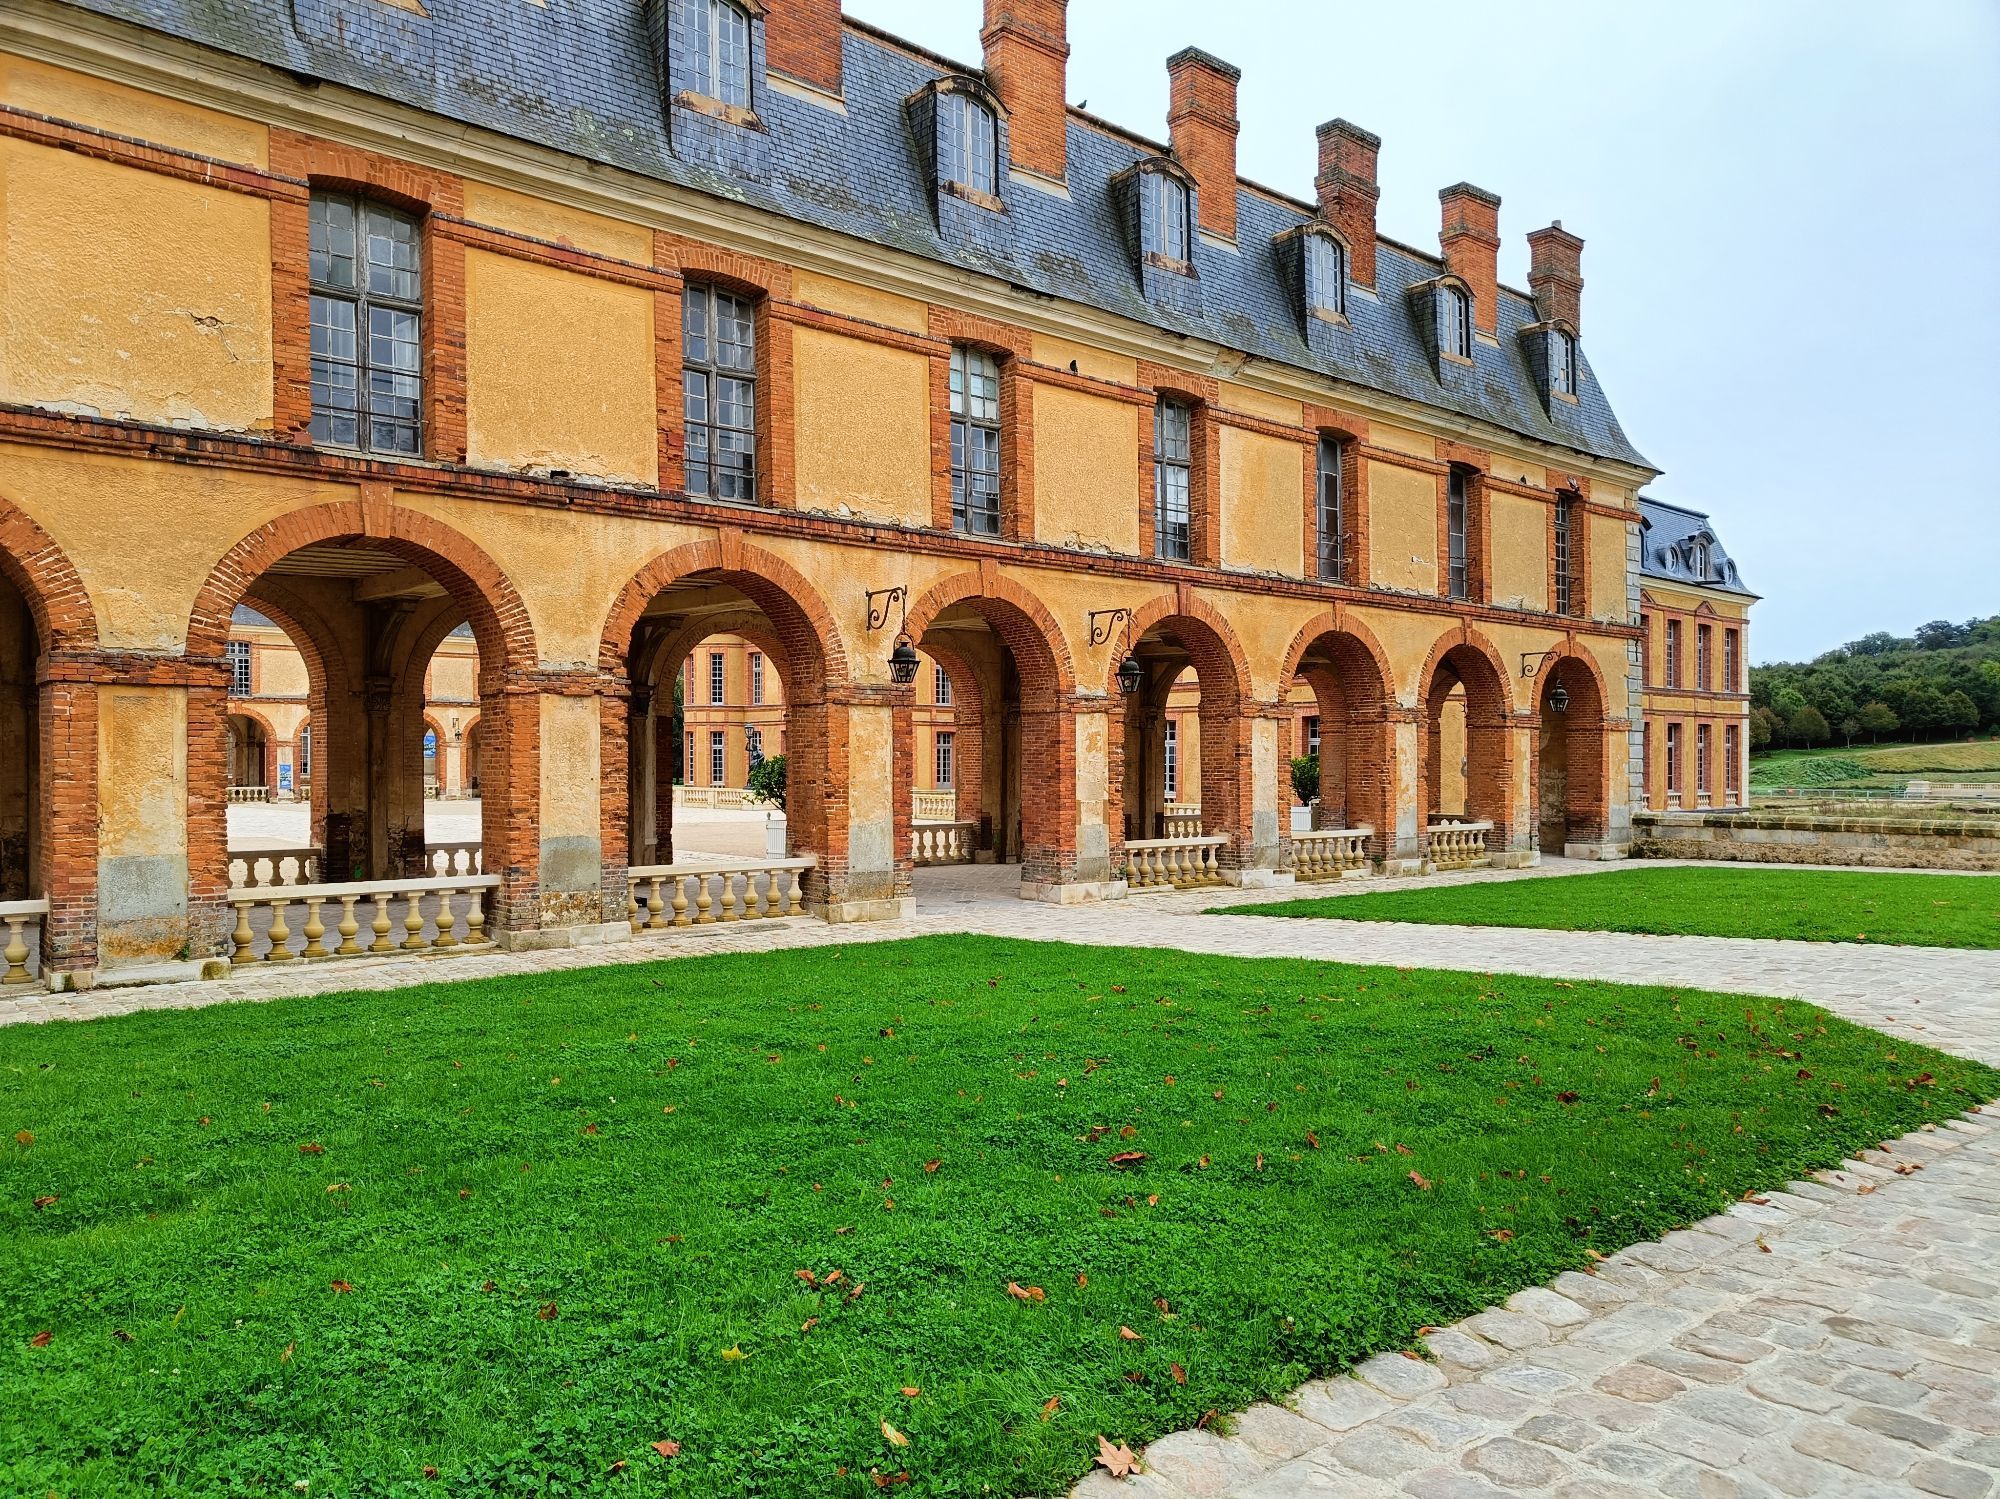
[299,724,311,777]
[1665,619,1683,688]
[1689,539,1711,578]
[1665,721,1682,806]
[309,192,422,454]
[1553,493,1577,615]
[1163,719,1179,802]
[1153,399,1192,561]
[1304,716,1321,757]
[1724,629,1741,693]
[683,283,758,501]
[1551,329,1577,396]
[1697,624,1713,691]
[1641,613,1652,685]
[1316,436,1344,581]
[1441,285,1472,359]
[1446,468,1470,600]
[933,663,953,707]
[940,91,998,197]
[949,345,1001,535]
[1697,723,1712,807]
[226,640,252,696]
[1141,169,1189,264]
[709,650,726,706]
[1306,233,1345,317]
[1725,724,1742,805]
[709,730,727,786]
[748,651,764,706]
[684,731,694,781]
[934,730,955,789]
[689,0,752,109]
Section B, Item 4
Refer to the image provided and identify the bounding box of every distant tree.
[1915,620,1966,651]
[1803,670,1857,725]
[1749,707,1777,750]
[1857,701,1900,742]
[1944,690,1980,737]
[1789,706,1830,747]
[1773,685,1807,718]
[1290,754,1320,807]
[1838,716,1861,747]
[745,753,787,812]
[1845,631,1903,657]
[1901,684,1948,739]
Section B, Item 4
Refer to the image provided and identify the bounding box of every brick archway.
[0,493,99,974]
[1530,642,1611,851]
[1416,625,1516,845]
[1279,611,1400,854]
[224,704,281,791]
[183,501,539,953]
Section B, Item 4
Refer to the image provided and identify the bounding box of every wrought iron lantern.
[1547,682,1569,714]
[888,635,921,685]
[1116,655,1145,695]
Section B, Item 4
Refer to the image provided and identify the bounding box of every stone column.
[1229,705,1290,885]
[1386,715,1427,873]
[103,670,210,974]
[822,691,908,922]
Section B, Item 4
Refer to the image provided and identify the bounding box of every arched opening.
[1281,624,1396,857]
[0,570,38,906]
[606,553,842,909]
[187,510,533,954]
[1419,635,1514,852]
[1536,653,1609,854]
[226,713,272,794]
[896,580,1074,902]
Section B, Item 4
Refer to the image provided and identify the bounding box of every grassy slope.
[1238,867,2000,948]
[3,936,1994,1497]
[1752,738,2000,787]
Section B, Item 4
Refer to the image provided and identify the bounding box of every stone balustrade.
[228,848,322,890]
[913,788,957,822]
[1427,820,1494,870]
[424,842,484,878]
[672,784,750,810]
[912,820,977,865]
[626,857,815,930]
[1124,834,1227,890]
[225,874,500,965]
[227,785,271,804]
[1,898,48,985]
[1289,826,1373,881]
[1160,809,1205,840]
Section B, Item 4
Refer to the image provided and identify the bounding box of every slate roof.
[1638,496,1756,597]
[55,0,1654,470]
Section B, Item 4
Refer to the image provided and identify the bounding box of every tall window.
[1689,539,1711,578]
[1553,493,1577,615]
[708,730,727,786]
[1725,724,1742,805]
[299,724,311,777]
[1163,719,1179,802]
[934,730,955,789]
[308,192,422,454]
[1665,721,1682,807]
[1141,169,1189,264]
[689,0,752,109]
[748,651,764,706]
[949,345,1001,535]
[1697,624,1713,691]
[1441,285,1471,359]
[933,663,953,707]
[1551,329,1577,396]
[709,650,726,705]
[1665,619,1683,688]
[1304,716,1321,757]
[1724,629,1741,693]
[1446,467,1470,600]
[684,731,694,782]
[1696,723,1712,807]
[1316,436,1344,581]
[940,91,997,197]
[1153,399,1192,561]
[683,283,758,501]
[1306,233,1345,317]
[226,640,252,696]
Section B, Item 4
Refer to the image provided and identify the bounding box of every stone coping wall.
[1634,809,2000,871]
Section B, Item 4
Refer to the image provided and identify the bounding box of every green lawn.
[5,938,1994,1497]
[1235,866,2000,948]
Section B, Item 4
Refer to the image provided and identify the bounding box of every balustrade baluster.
[301,896,328,958]
[465,890,487,944]
[695,874,714,924]
[370,894,396,953]
[230,901,257,964]
[337,895,362,955]
[3,916,32,985]
[403,893,429,950]
[435,889,460,947]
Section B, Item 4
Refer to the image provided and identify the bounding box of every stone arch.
[919,639,988,832]
[599,539,848,687]
[236,581,354,862]
[1530,642,1611,853]
[1278,611,1400,853]
[224,704,281,792]
[1416,625,1516,845]
[0,494,100,653]
[904,570,1075,695]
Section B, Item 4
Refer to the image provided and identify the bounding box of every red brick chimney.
[1439,182,1501,334]
[1314,119,1380,289]
[1166,47,1240,241]
[1527,220,1584,331]
[765,0,844,97]
[982,0,1070,183]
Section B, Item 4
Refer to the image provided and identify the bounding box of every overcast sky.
[845,0,1999,663]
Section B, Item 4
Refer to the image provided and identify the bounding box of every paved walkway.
[4,859,1996,1497]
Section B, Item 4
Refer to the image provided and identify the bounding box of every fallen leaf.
[1118,1325,1142,1341]
[29,1330,52,1347]
[330,1280,355,1294]
[607,1461,625,1475]
[113,1328,134,1344]
[881,1420,909,1448]
[1305,1131,1320,1150]
[1170,1361,1187,1385]
[31,1195,56,1210]
[1856,1183,1877,1196]
[299,1142,325,1155]
[1041,1395,1061,1420]
[1408,1171,1434,1190]
[281,1340,294,1362]
[721,1344,746,1362]
[1255,1153,1265,1172]
[796,1268,818,1285]
[583,1123,599,1136]
[481,1280,496,1292]
[870,1470,910,1489]
[326,1183,350,1194]
[900,1386,920,1398]
[651,1439,681,1458]
[14,1130,32,1148]
[537,1302,558,1320]
[1490,1228,1515,1242]
[422,1465,439,1480]
[1006,1282,1046,1303]
[1094,1435,1139,1478]
[1076,1273,1088,1287]
[801,1317,818,1332]
[1108,1151,1147,1168]
[923,1160,941,1174]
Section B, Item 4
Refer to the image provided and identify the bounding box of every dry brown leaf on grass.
[1408,1170,1434,1190]
[537,1302,558,1320]
[1170,1362,1187,1385]
[1118,1325,1142,1342]
[29,1330,52,1347]
[1094,1436,1139,1478]
[900,1386,920,1398]
[1041,1396,1061,1420]
[1006,1282,1047,1303]
[329,1280,355,1294]
[1108,1151,1147,1168]
[651,1439,681,1458]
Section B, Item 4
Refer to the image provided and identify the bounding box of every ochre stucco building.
[2,0,1688,985]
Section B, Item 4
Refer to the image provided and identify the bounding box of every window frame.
[1664,721,1682,806]
[689,0,753,111]
[1162,718,1179,803]
[1725,723,1742,804]
[1140,168,1191,267]
[1665,618,1683,689]
[1305,231,1346,319]
[708,729,727,787]
[1724,628,1741,694]
[1553,492,1577,616]
[1550,328,1577,397]
[307,190,424,456]
[933,662,953,707]
[934,729,955,789]
[683,281,759,503]
[708,650,726,706]
[1153,398,1193,561]
[1697,623,1713,692]
[1440,284,1472,360]
[949,344,1003,536]
[1696,722,1712,807]
[1446,467,1470,601]
[748,650,764,706]
[226,640,252,697]
[939,89,999,200]
[1316,435,1346,582]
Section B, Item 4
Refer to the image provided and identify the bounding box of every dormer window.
[1306,231,1346,319]
[1141,168,1190,266]
[690,0,752,110]
[1690,538,1712,578]
[1551,328,1577,396]
[1441,284,1472,360]
[941,90,998,198]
